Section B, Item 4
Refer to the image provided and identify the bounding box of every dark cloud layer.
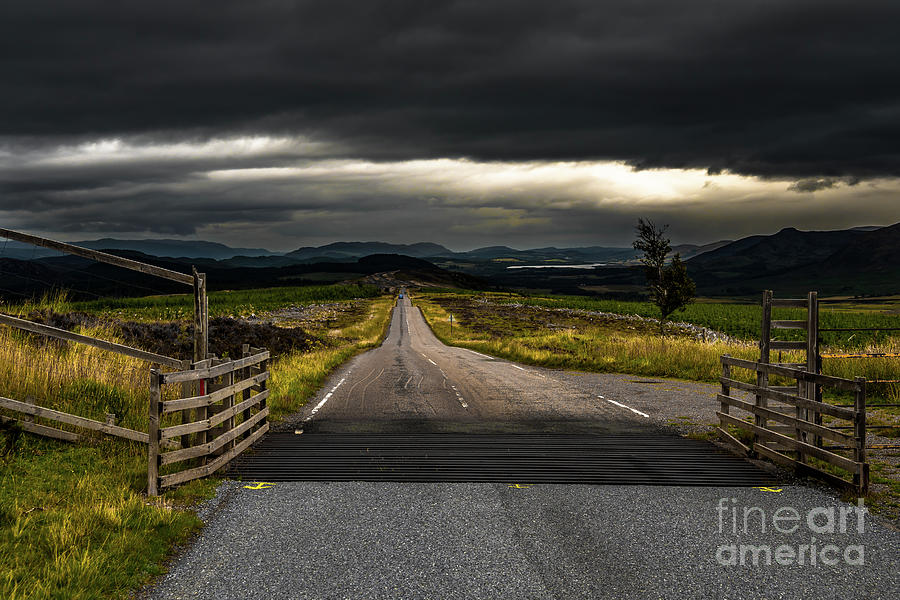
[3,0,900,178]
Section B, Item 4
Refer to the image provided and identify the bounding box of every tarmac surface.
[145,296,900,599]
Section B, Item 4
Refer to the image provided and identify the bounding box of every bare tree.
[633,218,696,333]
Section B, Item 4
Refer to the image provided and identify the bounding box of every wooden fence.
[760,289,899,446]
[0,228,275,495]
[0,312,184,369]
[148,346,270,495]
[717,355,868,495]
[0,311,179,445]
[1,395,148,444]
[1,309,270,495]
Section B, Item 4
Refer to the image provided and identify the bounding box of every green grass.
[8,284,382,321]
[484,292,900,350]
[0,321,152,433]
[869,461,900,521]
[414,293,760,381]
[0,435,214,599]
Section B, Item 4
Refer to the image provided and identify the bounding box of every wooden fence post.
[796,368,806,464]
[148,368,161,497]
[720,356,731,416]
[807,291,820,448]
[179,359,192,453]
[203,278,209,358]
[192,357,212,466]
[224,366,235,453]
[755,290,772,452]
[854,377,868,496]
[255,347,268,434]
[193,268,208,362]
[241,344,252,441]
[259,356,268,432]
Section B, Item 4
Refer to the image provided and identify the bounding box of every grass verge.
[414,292,760,381]
[0,435,216,599]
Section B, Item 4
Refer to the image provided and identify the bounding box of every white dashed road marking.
[449,385,468,409]
[304,376,349,422]
[600,396,650,418]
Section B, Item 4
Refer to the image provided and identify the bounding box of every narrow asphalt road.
[146,296,900,599]
[288,294,640,434]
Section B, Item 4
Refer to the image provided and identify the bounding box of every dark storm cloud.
[3,0,900,178]
[787,177,841,193]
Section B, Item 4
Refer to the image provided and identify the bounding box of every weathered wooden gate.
[1,228,270,495]
[717,290,869,495]
[148,346,270,495]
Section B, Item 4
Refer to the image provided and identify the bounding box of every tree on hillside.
[633,218,696,333]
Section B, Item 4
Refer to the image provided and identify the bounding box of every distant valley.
[0,223,897,300]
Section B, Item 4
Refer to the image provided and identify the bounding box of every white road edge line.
[464,348,493,360]
[304,377,347,421]
[428,359,437,366]
[510,364,526,371]
[601,396,650,418]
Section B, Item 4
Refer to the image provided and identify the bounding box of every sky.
[1,0,898,251]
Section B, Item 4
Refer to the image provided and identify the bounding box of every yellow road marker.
[508,483,532,489]
[754,486,783,493]
[244,482,276,490]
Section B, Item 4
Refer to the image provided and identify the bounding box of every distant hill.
[445,224,899,297]
[0,238,278,261]
[460,245,642,263]
[0,250,490,301]
[825,222,900,273]
[78,239,279,259]
[287,242,648,264]
[352,254,492,290]
[286,242,453,261]
[670,240,732,260]
[3,224,896,299]
[686,224,900,295]
[2,236,715,267]
[687,227,865,276]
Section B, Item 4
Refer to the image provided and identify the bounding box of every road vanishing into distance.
[147,296,900,599]
[292,293,680,435]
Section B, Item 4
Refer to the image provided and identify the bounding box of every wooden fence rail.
[0,395,148,443]
[717,355,868,495]
[0,227,208,362]
[148,346,270,495]
[0,312,183,369]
